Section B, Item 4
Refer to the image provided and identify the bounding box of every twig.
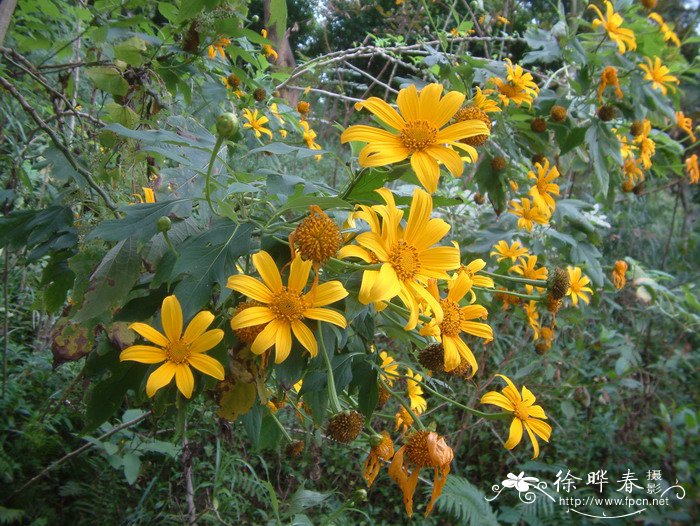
[0,75,118,212]
[285,85,363,103]
[2,248,8,399]
[10,410,152,497]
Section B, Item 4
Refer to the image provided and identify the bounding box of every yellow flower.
[490,240,529,263]
[337,188,461,330]
[566,266,593,306]
[537,326,555,352]
[471,87,502,114]
[598,66,623,100]
[406,368,427,414]
[509,198,550,231]
[228,251,349,363]
[395,406,413,434]
[639,57,679,95]
[269,102,285,125]
[207,37,231,60]
[619,133,637,160]
[676,111,696,143]
[363,431,394,487]
[497,15,510,25]
[648,13,681,46]
[490,59,539,108]
[341,83,489,193]
[480,374,551,458]
[419,273,493,374]
[612,260,628,290]
[523,300,541,339]
[242,108,273,139]
[686,154,699,184]
[588,1,637,54]
[389,430,453,517]
[622,158,644,185]
[260,29,278,61]
[634,119,655,170]
[528,158,560,212]
[379,351,399,385]
[120,295,225,399]
[133,187,155,204]
[458,258,495,289]
[510,254,548,294]
[300,120,320,149]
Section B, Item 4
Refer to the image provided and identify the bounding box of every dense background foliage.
[1,0,698,524]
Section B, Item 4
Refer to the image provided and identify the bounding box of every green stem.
[481,270,547,287]
[318,321,342,413]
[269,412,293,443]
[339,169,364,199]
[162,230,179,257]
[204,135,225,214]
[329,257,382,271]
[473,286,544,301]
[176,393,187,442]
[384,300,433,324]
[377,376,425,430]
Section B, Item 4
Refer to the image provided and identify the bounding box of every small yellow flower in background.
[379,351,399,385]
[297,100,311,116]
[419,273,493,374]
[622,158,644,187]
[395,406,413,434]
[509,198,550,231]
[510,254,548,294]
[242,108,273,139]
[269,102,285,125]
[686,154,699,184]
[497,15,510,25]
[566,266,594,306]
[260,29,278,61]
[337,188,461,330]
[470,87,502,114]
[133,187,156,204]
[634,119,656,169]
[523,300,541,339]
[458,258,495,288]
[490,59,539,108]
[639,57,679,95]
[480,374,551,458]
[598,66,623,100]
[341,83,489,193]
[537,326,555,352]
[676,111,696,143]
[618,133,636,160]
[120,295,225,399]
[279,129,288,138]
[389,430,454,517]
[612,260,629,290]
[207,37,231,60]
[528,158,560,212]
[588,1,637,54]
[300,120,319,149]
[363,431,394,487]
[648,13,681,46]
[228,251,349,363]
[490,240,529,263]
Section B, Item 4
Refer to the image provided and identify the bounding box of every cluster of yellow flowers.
[508,158,559,231]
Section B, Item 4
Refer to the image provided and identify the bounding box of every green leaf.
[74,237,142,322]
[559,126,588,155]
[86,67,129,96]
[114,36,147,67]
[437,475,499,525]
[522,28,561,64]
[474,156,506,214]
[172,220,255,318]
[84,362,146,432]
[104,102,139,129]
[0,206,76,258]
[275,195,351,215]
[268,0,288,41]
[122,453,141,485]
[585,124,610,197]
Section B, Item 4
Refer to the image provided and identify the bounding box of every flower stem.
[317,321,342,413]
[204,135,225,214]
[377,376,425,430]
[329,257,382,271]
[162,230,179,257]
[473,286,544,301]
[481,270,547,287]
[269,411,293,443]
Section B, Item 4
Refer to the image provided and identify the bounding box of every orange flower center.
[438,299,462,336]
[498,82,521,99]
[270,288,307,321]
[389,240,421,281]
[168,340,191,364]
[514,401,529,421]
[400,121,437,151]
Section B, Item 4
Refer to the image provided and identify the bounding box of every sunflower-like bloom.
[588,1,637,54]
[207,37,231,60]
[523,300,541,339]
[490,59,539,108]
[389,430,454,517]
[133,187,156,204]
[120,295,225,398]
[471,86,502,114]
[260,29,279,61]
[490,240,529,263]
[622,158,644,187]
[242,108,273,139]
[510,255,548,294]
[509,198,550,231]
[639,57,680,95]
[537,326,555,353]
[597,66,624,101]
[686,154,699,184]
[566,266,593,306]
[612,260,628,290]
[395,407,413,434]
[221,75,245,98]
[634,119,656,170]
[379,351,399,385]
[406,368,427,414]
[341,83,489,193]
[457,258,495,289]
[228,251,348,363]
[419,273,493,374]
[337,188,461,330]
[619,133,636,160]
[648,13,681,46]
[676,111,696,143]
[528,159,560,212]
[481,374,551,458]
[363,431,395,487]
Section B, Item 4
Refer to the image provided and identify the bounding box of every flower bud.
[157,216,172,233]
[216,112,239,139]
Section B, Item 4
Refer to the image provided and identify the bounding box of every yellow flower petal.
[480,391,516,411]
[182,311,215,344]
[410,151,440,193]
[251,319,283,355]
[304,307,347,328]
[291,320,317,357]
[230,306,276,329]
[189,329,224,354]
[370,263,403,301]
[146,361,177,397]
[226,275,274,303]
[288,255,312,292]
[354,97,406,130]
[523,422,540,458]
[129,322,169,347]
[505,418,524,450]
[161,295,183,342]
[396,84,420,121]
[119,345,167,364]
[188,353,225,380]
[274,323,293,363]
[253,251,284,293]
[306,281,348,307]
[426,145,464,177]
[175,364,195,399]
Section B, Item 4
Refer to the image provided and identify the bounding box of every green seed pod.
[216,112,239,139]
[157,216,172,233]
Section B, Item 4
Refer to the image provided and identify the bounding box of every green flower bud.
[369,434,384,447]
[353,489,368,502]
[216,112,239,139]
[157,216,172,233]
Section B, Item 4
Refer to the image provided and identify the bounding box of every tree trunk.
[0,0,18,45]
[263,0,299,106]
